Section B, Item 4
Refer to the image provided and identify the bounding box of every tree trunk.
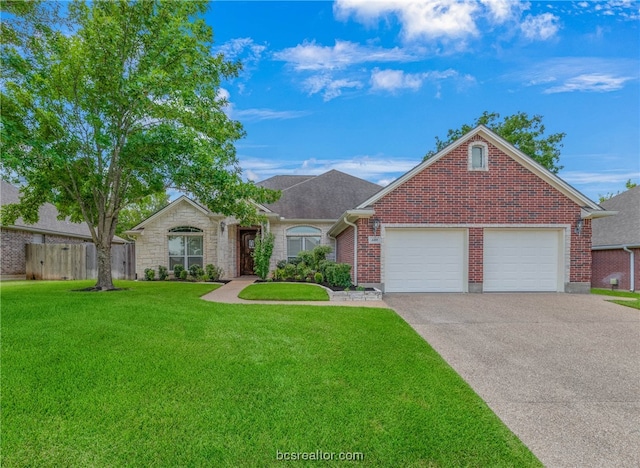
[95,241,115,290]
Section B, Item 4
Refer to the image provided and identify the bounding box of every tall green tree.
[116,192,169,238]
[424,111,565,173]
[1,0,278,290]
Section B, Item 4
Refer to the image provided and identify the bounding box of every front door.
[240,230,257,275]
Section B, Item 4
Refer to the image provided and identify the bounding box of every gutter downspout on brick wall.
[622,246,635,292]
[343,217,358,285]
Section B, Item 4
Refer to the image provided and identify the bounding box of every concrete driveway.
[384,293,640,468]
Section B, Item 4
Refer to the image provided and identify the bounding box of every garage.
[384,229,466,292]
[484,229,562,292]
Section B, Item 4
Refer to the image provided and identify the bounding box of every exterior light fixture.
[220,221,226,233]
[575,218,583,235]
[372,218,381,235]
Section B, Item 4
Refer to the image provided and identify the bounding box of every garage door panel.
[385,229,465,293]
[484,230,560,292]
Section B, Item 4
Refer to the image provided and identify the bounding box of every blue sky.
[207,0,639,201]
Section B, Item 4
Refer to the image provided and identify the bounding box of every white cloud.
[233,108,311,121]
[560,170,640,185]
[302,74,363,101]
[240,155,418,184]
[544,73,633,93]
[216,37,266,63]
[370,68,462,93]
[334,0,558,44]
[520,13,560,40]
[512,57,638,94]
[273,40,419,71]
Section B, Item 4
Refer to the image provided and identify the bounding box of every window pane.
[287,226,321,235]
[303,236,320,251]
[187,236,203,255]
[287,236,303,258]
[168,236,185,256]
[472,146,484,168]
[188,257,203,269]
[169,257,184,270]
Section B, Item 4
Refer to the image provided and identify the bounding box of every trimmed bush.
[144,268,155,281]
[158,265,169,281]
[173,264,185,278]
[179,270,188,280]
[314,272,323,284]
[205,264,224,281]
[325,263,352,288]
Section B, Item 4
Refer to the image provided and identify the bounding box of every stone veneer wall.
[133,201,220,279]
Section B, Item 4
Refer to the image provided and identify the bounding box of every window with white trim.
[168,226,203,270]
[286,226,321,261]
[468,142,488,171]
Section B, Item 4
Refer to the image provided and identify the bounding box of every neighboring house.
[125,170,381,280]
[1,180,93,279]
[1,180,129,280]
[591,186,639,291]
[127,125,612,292]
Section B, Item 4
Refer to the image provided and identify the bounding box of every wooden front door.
[239,230,257,275]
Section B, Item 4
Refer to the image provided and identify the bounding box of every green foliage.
[276,259,288,269]
[252,232,275,280]
[189,264,203,280]
[598,179,638,203]
[296,251,315,268]
[0,0,279,289]
[173,264,185,277]
[179,270,188,280]
[238,283,330,301]
[283,263,297,279]
[144,268,155,281]
[424,111,565,174]
[158,265,169,281]
[314,272,324,284]
[325,263,353,288]
[205,264,224,282]
[313,245,333,266]
[117,193,169,237]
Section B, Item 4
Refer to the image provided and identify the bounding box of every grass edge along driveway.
[591,288,640,309]
[2,281,540,467]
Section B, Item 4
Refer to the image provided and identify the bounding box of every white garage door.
[484,229,561,292]
[385,229,465,293]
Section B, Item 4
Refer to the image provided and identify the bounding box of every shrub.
[158,265,169,281]
[179,270,188,280]
[283,263,296,280]
[297,251,315,268]
[325,263,352,288]
[189,264,203,280]
[173,264,185,278]
[314,272,323,284]
[144,268,155,281]
[313,245,333,266]
[252,232,275,280]
[205,264,224,281]
[276,259,288,269]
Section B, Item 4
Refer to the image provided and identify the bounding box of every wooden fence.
[25,243,135,280]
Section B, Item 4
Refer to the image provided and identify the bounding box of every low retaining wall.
[329,288,383,302]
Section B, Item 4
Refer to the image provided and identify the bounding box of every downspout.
[622,246,635,292]
[343,217,358,285]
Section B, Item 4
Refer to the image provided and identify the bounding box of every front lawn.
[2,281,540,466]
[238,282,330,301]
[591,288,640,310]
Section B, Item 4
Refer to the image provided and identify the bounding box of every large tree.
[1,0,278,290]
[424,111,565,174]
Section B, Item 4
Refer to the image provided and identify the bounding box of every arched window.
[468,142,488,171]
[286,226,321,261]
[168,226,203,270]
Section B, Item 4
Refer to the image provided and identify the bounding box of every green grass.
[238,282,330,301]
[2,281,540,467]
[591,288,640,309]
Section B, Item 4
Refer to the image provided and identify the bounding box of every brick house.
[591,186,639,291]
[329,125,612,293]
[125,170,381,280]
[1,180,94,280]
[127,125,611,291]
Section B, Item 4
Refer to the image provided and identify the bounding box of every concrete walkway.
[201,278,389,308]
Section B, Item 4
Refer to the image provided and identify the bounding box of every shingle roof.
[592,186,640,247]
[1,180,93,239]
[259,170,382,219]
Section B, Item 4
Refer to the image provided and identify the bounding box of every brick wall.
[358,135,591,287]
[336,226,354,266]
[1,228,88,276]
[592,248,640,291]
